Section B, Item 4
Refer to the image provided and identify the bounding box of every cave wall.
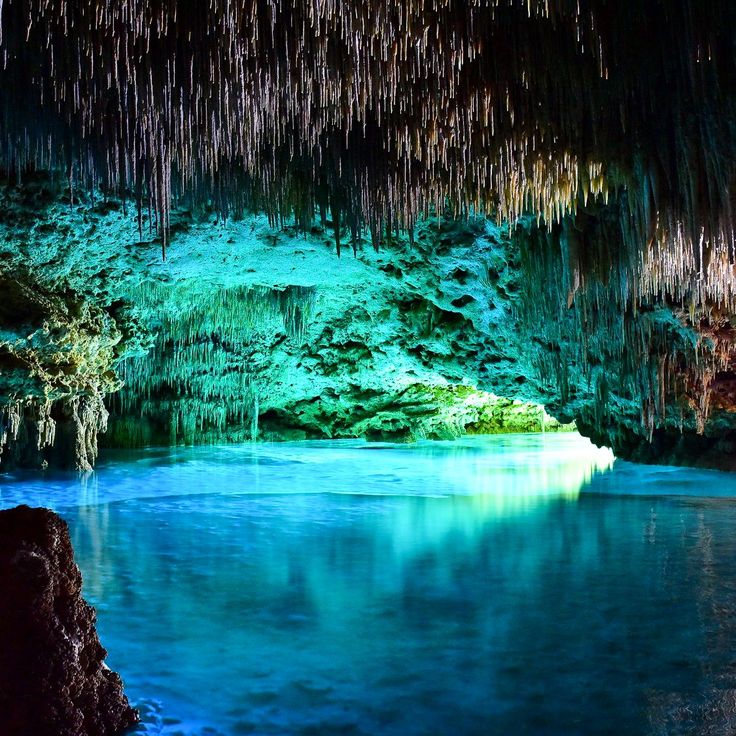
[3,179,736,470]
[0,2,735,470]
[102,216,570,446]
[0,180,571,469]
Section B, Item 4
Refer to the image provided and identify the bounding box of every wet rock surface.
[0,505,138,736]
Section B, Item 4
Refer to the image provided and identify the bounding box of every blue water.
[4,433,736,735]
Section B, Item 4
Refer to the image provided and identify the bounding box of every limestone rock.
[0,265,125,471]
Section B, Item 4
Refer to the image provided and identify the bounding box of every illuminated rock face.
[0,185,567,464]
[0,505,138,736]
[102,218,554,446]
[0,179,735,470]
[0,268,125,471]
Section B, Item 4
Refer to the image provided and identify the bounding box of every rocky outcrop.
[0,505,138,736]
[0,264,128,470]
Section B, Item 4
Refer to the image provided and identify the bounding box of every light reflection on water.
[3,434,736,735]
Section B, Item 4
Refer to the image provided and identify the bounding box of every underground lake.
[3,433,736,735]
[5,1,736,733]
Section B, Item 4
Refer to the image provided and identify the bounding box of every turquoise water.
[3,434,736,735]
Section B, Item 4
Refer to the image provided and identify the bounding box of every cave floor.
[2,434,736,735]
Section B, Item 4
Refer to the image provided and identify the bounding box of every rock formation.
[0,178,735,470]
[1,1,736,469]
[0,504,138,736]
[0,263,127,471]
[0,182,573,465]
[514,203,736,471]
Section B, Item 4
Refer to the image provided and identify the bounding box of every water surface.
[3,434,736,735]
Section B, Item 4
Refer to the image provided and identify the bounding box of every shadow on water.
[3,435,736,734]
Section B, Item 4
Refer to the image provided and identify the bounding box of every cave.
[2,0,736,734]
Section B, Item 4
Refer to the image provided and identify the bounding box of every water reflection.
[3,435,736,735]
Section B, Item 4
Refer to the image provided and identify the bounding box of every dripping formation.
[516,198,736,468]
[106,284,316,446]
[0,0,733,272]
[0,267,124,470]
[0,1,735,468]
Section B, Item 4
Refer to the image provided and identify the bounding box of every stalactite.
[108,283,316,445]
[0,267,127,470]
[0,0,734,292]
[0,401,23,448]
[516,196,736,444]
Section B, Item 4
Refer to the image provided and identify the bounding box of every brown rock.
[0,505,139,736]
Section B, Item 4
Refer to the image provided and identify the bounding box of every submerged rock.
[0,505,138,736]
